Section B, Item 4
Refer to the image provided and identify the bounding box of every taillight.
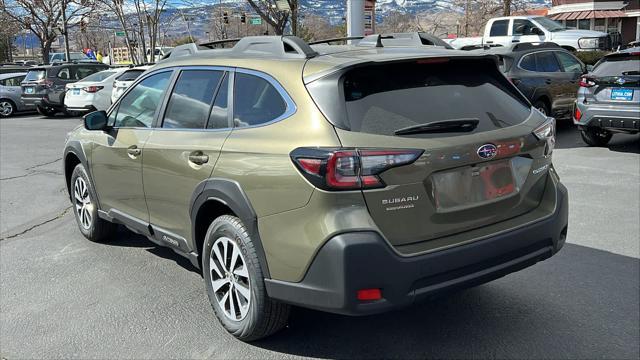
[574,106,582,121]
[291,148,423,191]
[579,76,596,88]
[83,86,104,93]
[533,117,556,156]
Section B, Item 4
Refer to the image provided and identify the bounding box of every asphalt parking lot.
[1,113,639,359]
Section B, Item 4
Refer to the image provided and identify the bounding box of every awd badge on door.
[477,144,497,159]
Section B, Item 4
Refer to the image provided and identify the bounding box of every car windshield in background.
[70,53,88,61]
[117,70,144,81]
[81,71,116,82]
[340,60,531,137]
[24,70,45,81]
[592,55,640,76]
[534,17,565,32]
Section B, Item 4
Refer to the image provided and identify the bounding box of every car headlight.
[578,37,599,49]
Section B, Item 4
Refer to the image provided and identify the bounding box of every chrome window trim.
[106,65,297,132]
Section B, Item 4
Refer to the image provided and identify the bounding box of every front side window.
[490,20,509,37]
[113,71,172,128]
[233,73,287,128]
[513,19,537,35]
[162,70,223,129]
[57,68,71,80]
[556,52,583,73]
[1,76,25,86]
[535,51,561,72]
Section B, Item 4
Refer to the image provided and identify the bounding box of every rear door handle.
[512,40,520,43]
[188,151,209,165]
[545,79,552,85]
[127,146,141,158]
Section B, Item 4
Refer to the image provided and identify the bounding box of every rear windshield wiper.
[622,71,640,75]
[394,119,479,136]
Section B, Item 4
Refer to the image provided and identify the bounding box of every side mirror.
[531,27,544,36]
[84,111,109,131]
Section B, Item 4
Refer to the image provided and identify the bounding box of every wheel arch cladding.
[190,178,271,278]
[64,143,87,201]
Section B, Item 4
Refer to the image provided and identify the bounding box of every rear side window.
[24,70,45,81]
[593,54,640,76]
[490,20,509,36]
[324,60,531,137]
[162,70,224,129]
[512,19,536,35]
[1,76,25,86]
[233,73,287,127]
[117,69,144,81]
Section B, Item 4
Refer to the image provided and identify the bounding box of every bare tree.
[246,0,299,35]
[98,0,138,63]
[378,12,419,33]
[298,13,341,42]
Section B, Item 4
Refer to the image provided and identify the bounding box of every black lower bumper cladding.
[266,183,568,316]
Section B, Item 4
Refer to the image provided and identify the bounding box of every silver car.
[574,48,640,146]
[0,72,35,117]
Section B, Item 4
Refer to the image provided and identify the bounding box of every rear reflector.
[579,76,596,88]
[83,86,104,93]
[574,107,582,121]
[357,288,382,301]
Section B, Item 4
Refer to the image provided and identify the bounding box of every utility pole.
[464,0,470,37]
[61,0,71,61]
[346,0,365,43]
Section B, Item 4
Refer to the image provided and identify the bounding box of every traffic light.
[240,13,246,24]
[223,12,229,24]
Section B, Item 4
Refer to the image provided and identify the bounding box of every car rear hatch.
[302,56,554,250]
[20,68,48,98]
[581,51,640,107]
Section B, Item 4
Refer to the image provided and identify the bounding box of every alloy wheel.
[73,177,93,230]
[0,101,13,116]
[209,236,251,322]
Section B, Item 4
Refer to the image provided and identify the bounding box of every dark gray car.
[20,62,109,117]
[0,72,34,117]
[573,47,640,146]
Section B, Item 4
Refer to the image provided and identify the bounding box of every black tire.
[202,215,290,341]
[70,164,117,242]
[580,127,613,147]
[534,100,550,117]
[0,99,16,117]
[36,105,57,117]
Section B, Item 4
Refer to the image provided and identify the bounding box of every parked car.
[13,60,37,66]
[111,65,151,103]
[446,16,611,51]
[64,68,126,113]
[473,42,586,119]
[0,64,32,75]
[49,52,89,63]
[574,47,640,146]
[21,62,109,117]
[146,46,173,62]
[0,72,35,117]
[63,35,567,341]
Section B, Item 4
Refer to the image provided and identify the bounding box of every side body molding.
[189,178,271,279]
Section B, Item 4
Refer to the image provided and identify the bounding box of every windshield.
[70,53,88,61]
[534,17,565,32]
[80,70,116,82]
[24,70,45,82]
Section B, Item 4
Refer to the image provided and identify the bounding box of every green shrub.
[574,51,609,65]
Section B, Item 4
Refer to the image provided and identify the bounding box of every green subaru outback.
[63,35,568,341]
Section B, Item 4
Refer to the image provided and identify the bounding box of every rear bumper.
[574,102,640,133]
[265,182,568,316]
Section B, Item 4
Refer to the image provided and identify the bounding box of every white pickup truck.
[447,16,611,51]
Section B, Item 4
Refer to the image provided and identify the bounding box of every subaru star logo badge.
[477,144,497,159]
[616,78,627,85]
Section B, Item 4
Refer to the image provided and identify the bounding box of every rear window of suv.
[308,59,532,137]
[592,54,640,76]
[24,70,46,82]
[117,69,145,81]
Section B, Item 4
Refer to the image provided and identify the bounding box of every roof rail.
[165,35,318,61]
[511,42,561,52]
[308,36,364,45]
[460,44,504,51]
